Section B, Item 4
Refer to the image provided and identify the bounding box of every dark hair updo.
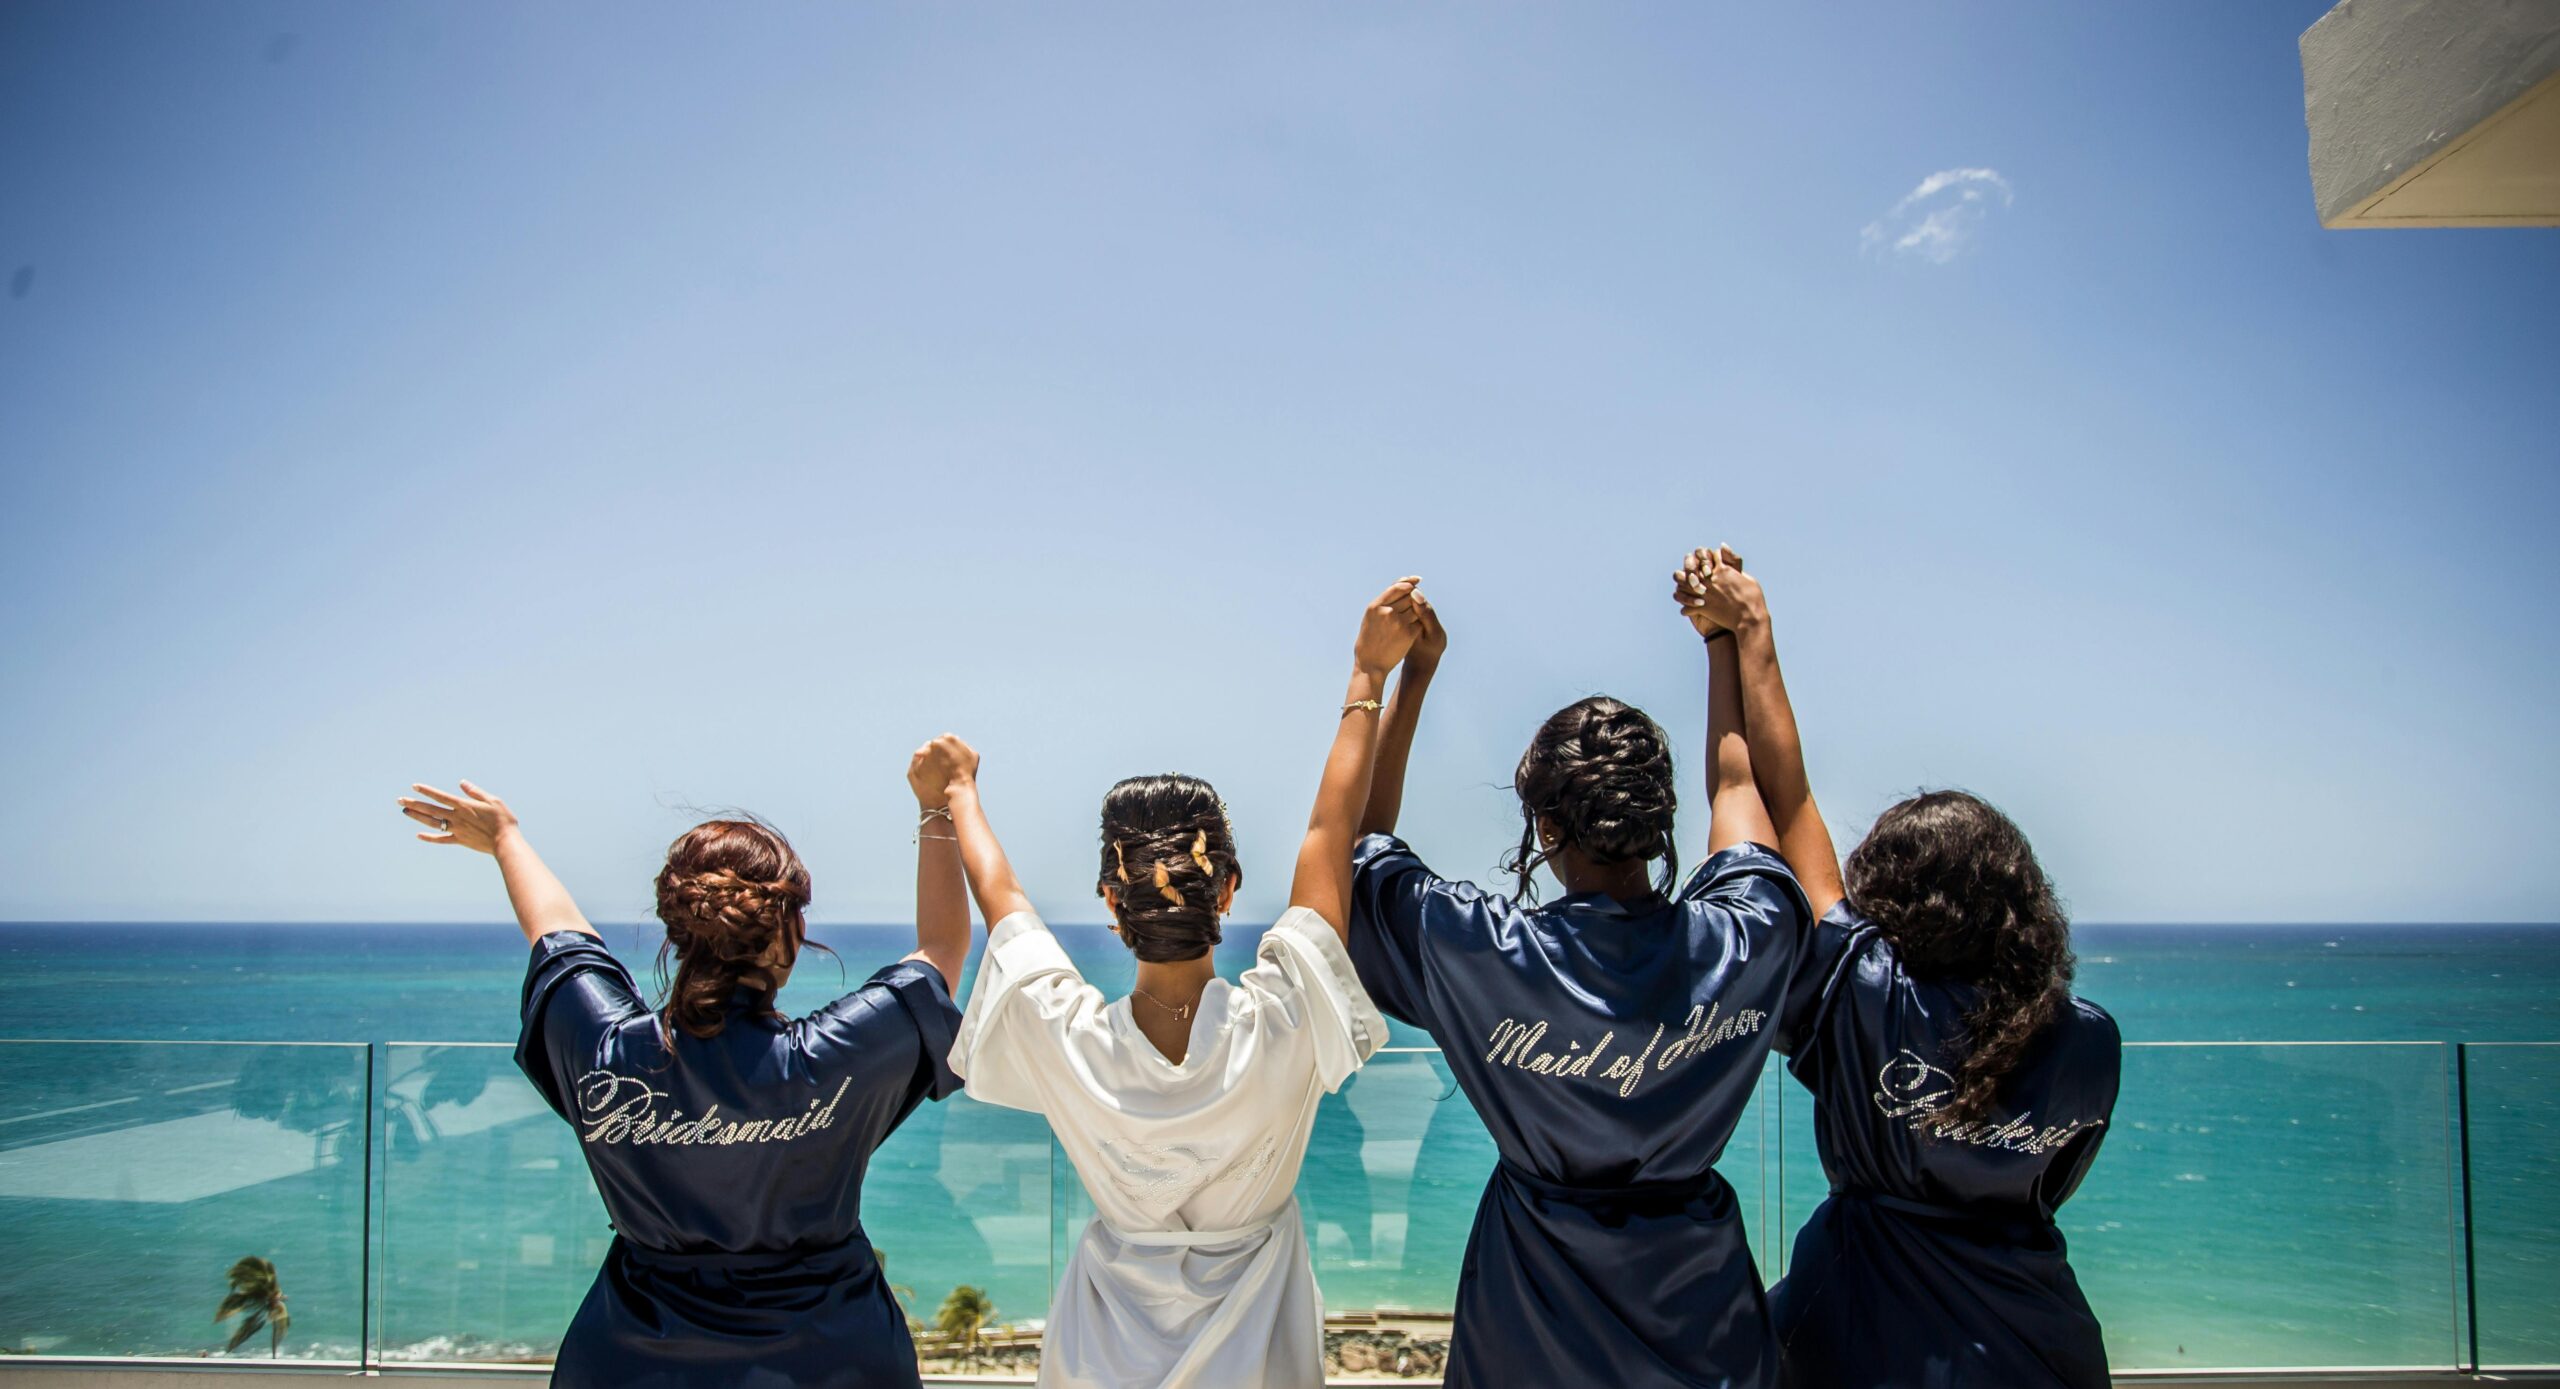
[1505,695,1679,901]
[653,818,819,1041]
[1844,789,2075,1128]
[1095,774,1241,963]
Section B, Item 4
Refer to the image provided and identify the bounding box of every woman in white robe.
[912,577,1430,1389]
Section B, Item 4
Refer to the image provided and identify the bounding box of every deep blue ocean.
[1,921,2554,1371]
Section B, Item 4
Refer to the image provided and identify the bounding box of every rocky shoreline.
[914,1320,1454,1380]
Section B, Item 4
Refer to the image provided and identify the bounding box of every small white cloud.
[1860,168,2014,264]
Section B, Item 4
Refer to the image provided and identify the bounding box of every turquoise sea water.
[1,921,2554,1371]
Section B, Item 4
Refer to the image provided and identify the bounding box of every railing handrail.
[0,1037,367,1048]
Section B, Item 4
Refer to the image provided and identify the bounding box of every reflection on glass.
[2466,1043,2560,1369]
[0,1040,367,1360]
[380,1043,1057,1364]
[869,1084,1055,1339]
[377,1043,599,1362]
[0,1036,2529,1376]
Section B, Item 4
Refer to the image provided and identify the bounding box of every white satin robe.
[948,905,1386,1389]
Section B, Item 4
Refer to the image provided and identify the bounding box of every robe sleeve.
[1674,841,1814,1022]
[1772,902,1873,1060]
[946,908,1102,1114]
[514,930,645,1122]
[810,960,966,1105]
[1348,832,1493,1033]
[1239,905,1389,1092]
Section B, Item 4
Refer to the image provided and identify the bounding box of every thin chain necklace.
[1131,984,1198,1021]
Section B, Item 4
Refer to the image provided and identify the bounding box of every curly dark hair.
[1096,774,1242,964]
[1845,789,2074,1128]
[652,818,830,1041]
[1503,695,1679,902]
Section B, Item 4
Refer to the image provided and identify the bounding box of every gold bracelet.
[1342,699,1384,716]
[915,831,959,844]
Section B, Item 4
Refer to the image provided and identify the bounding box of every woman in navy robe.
[1347,593,1812,1389]
[397,776,970,1389]
[1676,546,2120,1389]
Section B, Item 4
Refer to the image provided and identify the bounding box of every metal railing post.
[2455,1042,2479,1373]
[361,1041,376,1373]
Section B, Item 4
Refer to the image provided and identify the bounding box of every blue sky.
[2,2,2553,925]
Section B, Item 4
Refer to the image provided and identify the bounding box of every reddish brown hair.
[652,819,817,1040]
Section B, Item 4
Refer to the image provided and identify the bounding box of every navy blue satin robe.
[1771,904,2120,1389]
[516,932,963,1389]
[1350,834,1811,1389]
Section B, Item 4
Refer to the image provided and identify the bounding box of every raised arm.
[1359,593,1444,838]
[1672,571,1779,855]
[399,781,599,946]
[1679,548,1846,917]
[905,744,972,992]
[916,735,1034,930]
[1292,577,1425,938]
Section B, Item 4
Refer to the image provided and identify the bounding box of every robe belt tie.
[1096,1196,1293,1248]
[1497,1156,1731,1210]
[617,1230,877,1274]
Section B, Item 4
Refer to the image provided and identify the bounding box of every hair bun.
[653,820,813,1041]
[1096,775,1240,964]
[659,868,805,952]
[1507,696,1679,900]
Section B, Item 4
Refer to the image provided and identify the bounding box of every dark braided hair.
[652,818,829,1041]
[1845,790,2075,1129]
[1503,696,1679,902]
[1095,774,1241,963]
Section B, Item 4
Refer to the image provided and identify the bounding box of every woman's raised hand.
[1353,576,1427,675]
[908,734,981,806]
[1409,590,1448,672]
[1673,545,1765,638]
[398,781,516,854]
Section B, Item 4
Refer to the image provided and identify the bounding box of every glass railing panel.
[1773,1062,1824,1281]
[2069,1042,2459,1372]
[1771,1039,2465,1371]
[1300,1047,1487,1321]
[13,1033,2522,1375]
[376,1043,599,1363]
[1721,1053,1783,1268]
[871,1086,1055,1366]
[2465,1042,2560,1369]
[0,1039,368,1362]
[379,1043,1054,1367]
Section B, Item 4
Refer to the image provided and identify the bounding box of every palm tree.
[215,1257,290,1358]
[934,1284,996,1364]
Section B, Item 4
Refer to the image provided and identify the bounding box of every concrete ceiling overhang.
[2303,0,2560,228]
